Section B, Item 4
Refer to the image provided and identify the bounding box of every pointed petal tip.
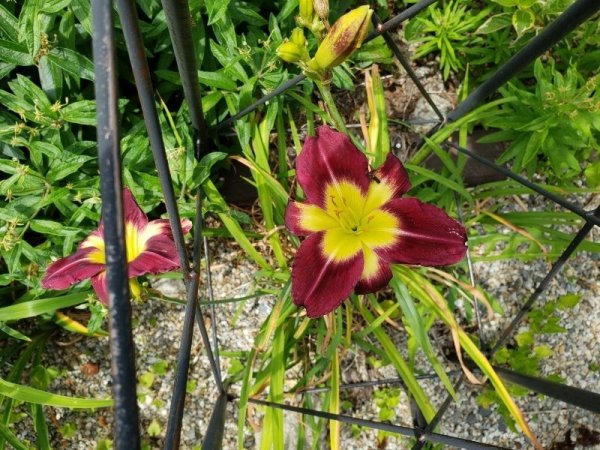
[374,152,411,198]
[122,187,148,229]
[181,218,192,234]
[291,233,363,318]
[383,198,468,267]
[91,272,109,305]
[42,249,104,290]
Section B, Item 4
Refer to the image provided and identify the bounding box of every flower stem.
[317,81,347,133]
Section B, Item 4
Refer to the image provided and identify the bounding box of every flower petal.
[355,246,392,294]
[296,126,370,208]
[91,272,108,304]
[292,233,364,318]
[128,234,181,277]
[285,201,338,236]
[123,188,148,231]
[373,153,411,198]
[151,218,192,238]
[42,247,104,290]
[322,228,363,261]
[382,198,467,266]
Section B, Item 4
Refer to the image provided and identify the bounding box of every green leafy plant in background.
[404,0,490,79]
[480,59,600,186]
[486,0,575,37]
[478,294,582,432]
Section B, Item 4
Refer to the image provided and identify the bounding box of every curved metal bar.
[116,0,191,279]
[160,0,208,156]
[490,206,599,355]
[494,366,600,414]
[158,2,227,449]
[91,0,140,448]
[371,13,445,123]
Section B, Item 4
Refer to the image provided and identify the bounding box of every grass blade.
[393,266,543,450]
[0,424,28,450]
[359,297,436,422]
[328,311,341,450]
[0,292,89,321]
[203,179,270,270]
[0,377,112,408]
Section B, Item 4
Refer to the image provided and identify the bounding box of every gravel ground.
[5,148,599,449]
[16,200,596,450]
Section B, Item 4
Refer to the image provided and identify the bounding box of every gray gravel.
[6,194,598,449]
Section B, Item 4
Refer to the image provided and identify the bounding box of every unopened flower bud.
[313,0,329,21]
[299,0,314,24]
[290,27,306,47]
[277,40,307,63]
[308,5,372,73]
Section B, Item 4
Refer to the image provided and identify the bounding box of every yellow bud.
[129,278,142,299]
[277,40,307,63]
[308,5,372,73]
[299,0,314,24]
[290,27,306,47]
[313,0,329,21]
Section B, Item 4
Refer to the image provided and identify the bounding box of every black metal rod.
[201,392,228,450]
[160,0,208,158]
[164,190,218,450]
[494,366,600,414]
[116,0,191,278]
[373,0,438,36]
[297,371,463,394]
[411,378,465,450]
[490,207,599,355]
[445,142,600,227]
[372,13,445,122]
[248,398,510,450]
[158,1,226,448]
[91,0,140,448]
[447,0,600,121]
[214,74,306,131]
[203,235,223,381]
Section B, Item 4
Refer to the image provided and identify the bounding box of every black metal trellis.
[89,0,600,448]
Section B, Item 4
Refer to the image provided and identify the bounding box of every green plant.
[1,0,594,448]
[481,59,600,186]
[479,294,582,431]
[404,1,489,79]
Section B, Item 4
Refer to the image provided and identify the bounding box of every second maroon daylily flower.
[285,126,467,318]
[42,188,191,304]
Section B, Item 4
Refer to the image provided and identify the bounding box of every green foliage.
[404,1,490,79]
[373,388,403,445]
[479,293,582,430]
[482,59,600,185]
[1,0,597,448]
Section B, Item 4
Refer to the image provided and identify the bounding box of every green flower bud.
[308,5,372,73]
[277,40,307,63]
[290,27,306,47]
[299,0,314,24]
[313,0,329,21]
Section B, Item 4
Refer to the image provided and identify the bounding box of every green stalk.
[359,297,436,422]
[316,81,347,133]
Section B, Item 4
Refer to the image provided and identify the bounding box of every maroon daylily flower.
[285,126,467,318]
[42,188,191,303]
